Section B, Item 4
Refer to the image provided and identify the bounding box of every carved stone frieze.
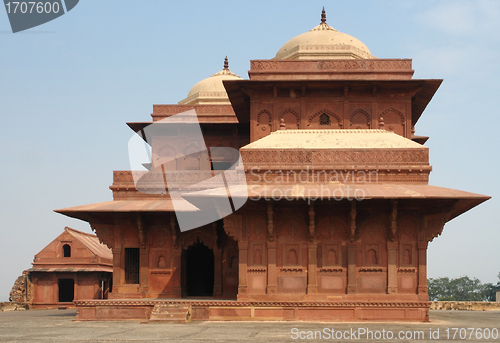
[241,148,429,167]
[250,61,279,70]
[74,299,429,308]
[317,59,412,71]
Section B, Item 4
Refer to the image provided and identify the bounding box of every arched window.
[319,113,331,125]
[157,255,166,268]
[367,249,377,265]
[403,249,411,265]
[327,249,337,265]
[254,249,262,265]
[287,249,298,265]
[63,244,71,257]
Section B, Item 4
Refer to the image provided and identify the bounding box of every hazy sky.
[1,1,499,301]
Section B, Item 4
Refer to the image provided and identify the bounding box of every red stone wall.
[96,214,238,300]
[249,88,413,142]
[233,200,428,303]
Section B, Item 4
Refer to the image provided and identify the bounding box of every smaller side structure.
[27,227,113,309]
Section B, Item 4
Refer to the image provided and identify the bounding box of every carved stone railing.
[250,59,413,73]
[112,170,246,191]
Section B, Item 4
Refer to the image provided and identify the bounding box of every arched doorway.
[182,240,214,297]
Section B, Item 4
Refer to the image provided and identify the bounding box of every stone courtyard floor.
[0,309,499,342]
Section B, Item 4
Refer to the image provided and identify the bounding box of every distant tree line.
[427,273,500,301]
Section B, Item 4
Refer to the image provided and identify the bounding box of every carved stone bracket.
[90,223,115,249]
[424,215,446,242]
[223,214,243,242]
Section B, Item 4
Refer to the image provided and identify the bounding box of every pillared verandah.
[56,10,489,322]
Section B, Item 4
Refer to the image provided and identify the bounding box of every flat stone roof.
[242,129,425,150]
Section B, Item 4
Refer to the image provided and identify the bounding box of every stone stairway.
[149,303,191,323]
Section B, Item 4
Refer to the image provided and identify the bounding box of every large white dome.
[275,9,375,60]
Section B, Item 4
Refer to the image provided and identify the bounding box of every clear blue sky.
[1,0,499,301]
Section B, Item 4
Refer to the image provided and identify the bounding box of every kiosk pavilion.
[57,11,489,322]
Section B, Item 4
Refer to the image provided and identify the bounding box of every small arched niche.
[62,244,71,258]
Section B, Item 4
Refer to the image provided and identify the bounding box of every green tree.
[480,283,497,302]
[427,274,499,302]
[428,277,452,301]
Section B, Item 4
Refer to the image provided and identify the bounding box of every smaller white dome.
[179,57,242,105]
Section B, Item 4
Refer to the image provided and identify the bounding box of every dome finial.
[224,56,229,70]
[379,114,385,130]
[321,7,326,24]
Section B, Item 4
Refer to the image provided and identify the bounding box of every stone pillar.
[213,248,222,296]
[238,241,248,295]
[112,247,122,291]
[267,241,277,294]
[347,243,358,294]
[307,242,318,294]
[139,249,149,293]
[74,274,78,301]
[171,249,182,297]
[347,201,358,294]
[387,241,398,294]
[53,275,58,303]
[307,201,317,294]
[417,241,428,296]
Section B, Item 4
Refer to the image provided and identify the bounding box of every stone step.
[150,313,186,319]
[151,305,190,311]
[151,309,189,314]
[151,310,189,316]
[149,303,191,323]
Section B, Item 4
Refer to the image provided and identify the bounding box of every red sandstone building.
[26,227,112,309]
[57,11,489,321]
